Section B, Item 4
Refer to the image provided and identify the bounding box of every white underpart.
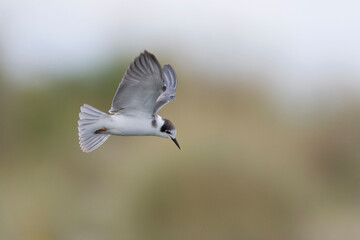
[105,114,165,136]
[78,104,169,152]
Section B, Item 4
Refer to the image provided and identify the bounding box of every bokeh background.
[1,1,360,239]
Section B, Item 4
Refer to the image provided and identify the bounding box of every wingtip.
[142,50,156,59]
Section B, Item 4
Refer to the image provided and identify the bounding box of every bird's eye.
[165,130,171,134]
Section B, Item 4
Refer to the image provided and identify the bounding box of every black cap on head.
[160,119,175,133]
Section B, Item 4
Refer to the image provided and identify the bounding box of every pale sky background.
[0,0,359,102]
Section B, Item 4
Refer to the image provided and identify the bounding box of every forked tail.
[78,104,110,153]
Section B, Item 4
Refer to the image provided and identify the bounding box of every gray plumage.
[109,51,178,116]
[109,51,163,116]
[154,64,178,114]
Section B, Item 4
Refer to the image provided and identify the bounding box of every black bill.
[170,137,181,150]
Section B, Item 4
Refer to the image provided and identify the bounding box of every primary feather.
[154,64,178,114]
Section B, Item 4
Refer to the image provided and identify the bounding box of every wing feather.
[109,51,164,116]
[153,64,178,114]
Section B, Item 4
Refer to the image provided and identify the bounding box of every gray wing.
[109,51,164,116]
[153,64,178,114]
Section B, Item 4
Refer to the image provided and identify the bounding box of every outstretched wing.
[153,64,178,114]
[109,51,164,116]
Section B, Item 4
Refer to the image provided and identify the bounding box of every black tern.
[78,51,179,152]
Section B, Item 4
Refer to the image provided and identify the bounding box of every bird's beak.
[170,137,181,150]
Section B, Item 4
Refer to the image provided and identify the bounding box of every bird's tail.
[78,104,110,153]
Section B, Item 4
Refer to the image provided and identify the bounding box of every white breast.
[103,114,156,136]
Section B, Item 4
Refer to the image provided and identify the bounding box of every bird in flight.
[78,51,179,152]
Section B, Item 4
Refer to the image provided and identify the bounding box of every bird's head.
[157,118,180,149]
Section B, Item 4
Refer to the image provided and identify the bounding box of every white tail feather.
[78,104,110,153]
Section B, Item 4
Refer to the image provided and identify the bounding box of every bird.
[78,50,180,152]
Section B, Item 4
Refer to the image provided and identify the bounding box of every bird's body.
[78,51,180,152]
[95,114,165,136]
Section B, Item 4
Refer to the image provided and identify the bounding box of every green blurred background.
[1,1,360,240]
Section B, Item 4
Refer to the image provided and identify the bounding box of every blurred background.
[1,0,360,239]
